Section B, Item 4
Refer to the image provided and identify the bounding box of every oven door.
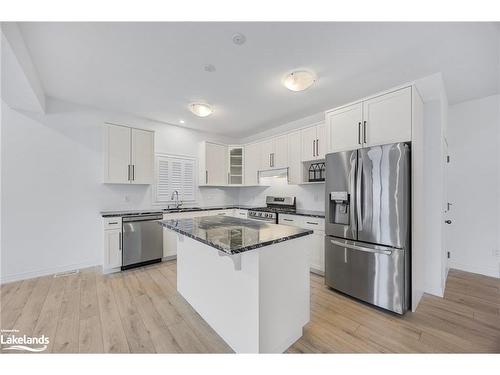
[324,236,407,314]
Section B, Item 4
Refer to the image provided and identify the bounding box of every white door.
[287,131,302,184]
[274,135,288,168]
[260,139,274,169]
[104,229,122,269]
[244,142,261,185]
[131,128,154,184]
[326,102,363,153]
[206,142,227,185]
[363,86,412,147]
[315,123,326,159]
[300,126,317,162]
[104,124,131,183]
[442,137,451,283]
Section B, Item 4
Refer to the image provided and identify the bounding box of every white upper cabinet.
[260,136,288,169]
[326,102,363,153]
[287,131,302,185]
[316,123,326,159]
[300,122,324,162]
[362,86,412,147]
[104,124,154,184]
[131,128,154,184]
[274,135,288,168]
[199,141,228,185]
[260,139,274,170]
[244,142,261,185]
[326,86,412,153]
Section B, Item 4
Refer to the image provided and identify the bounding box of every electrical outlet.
[447,251,451,259]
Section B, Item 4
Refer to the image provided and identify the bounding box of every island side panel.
[258,236,311,353]
[176,235,260,353]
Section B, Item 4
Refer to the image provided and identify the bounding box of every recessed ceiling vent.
[232,33,246,45]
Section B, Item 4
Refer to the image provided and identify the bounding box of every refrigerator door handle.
[330,239,393,255]
[356,155,363,231]
[349,156,356,230]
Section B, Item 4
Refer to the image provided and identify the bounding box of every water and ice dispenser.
[329,191,350,225]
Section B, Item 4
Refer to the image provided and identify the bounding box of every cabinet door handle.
[358,122,362,145]
[306,221,319,225]
[119,232,122,250]
[108,221,118,225]
[283,218,293,222]
[128,165,131,181]
[228,172,230,184]
[363,121,367,144]
[312,140,316,157]
[272,153,275,167]
[316,139,319,157]
[206,170,208,184]
[132,165,135,181]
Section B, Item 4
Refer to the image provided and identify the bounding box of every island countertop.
[159,215,313,254]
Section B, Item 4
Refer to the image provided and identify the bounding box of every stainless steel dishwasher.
[122,213,163,270]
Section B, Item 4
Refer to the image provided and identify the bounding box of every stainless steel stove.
[248,196,296,223]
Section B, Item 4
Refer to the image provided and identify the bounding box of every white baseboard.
[0,260,99,284]
[448,260,500,279]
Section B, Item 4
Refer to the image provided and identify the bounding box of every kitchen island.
[160,215,313,353]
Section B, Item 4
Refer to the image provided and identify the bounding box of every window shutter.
[155,154,196,203]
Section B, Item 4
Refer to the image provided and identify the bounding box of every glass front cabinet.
[228,146,244,185]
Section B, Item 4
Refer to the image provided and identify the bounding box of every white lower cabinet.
[278,214,325,274]
[103,217,122,273]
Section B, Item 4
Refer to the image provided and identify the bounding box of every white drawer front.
[301,218,325,231]
[278,214,301,226]
[103,217,122,230]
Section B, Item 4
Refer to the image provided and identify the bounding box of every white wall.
[447,94,500,278]
[0,97,238,283]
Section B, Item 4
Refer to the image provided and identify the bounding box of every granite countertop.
[100,205,256,217]
[100,205,324,218]
[159,215,313,254]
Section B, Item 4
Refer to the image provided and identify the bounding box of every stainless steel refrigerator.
[324,143,410,314]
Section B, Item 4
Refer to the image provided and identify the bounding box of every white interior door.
[273,135,288,168]
[363,87,412,147]
[442,137,451,282]
[326,103,363,153]
[131,128,154,184]
[104,124,131,183]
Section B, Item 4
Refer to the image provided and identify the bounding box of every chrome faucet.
[171,190,182,209]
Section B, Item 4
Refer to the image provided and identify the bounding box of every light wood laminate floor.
[1,261,499,353]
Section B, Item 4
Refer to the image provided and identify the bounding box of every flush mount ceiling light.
[189,103,213,117]
[282,70,317,92]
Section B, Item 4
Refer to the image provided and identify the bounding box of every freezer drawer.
[324,236,407,314]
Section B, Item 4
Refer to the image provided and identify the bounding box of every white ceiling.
[18,22,500,137]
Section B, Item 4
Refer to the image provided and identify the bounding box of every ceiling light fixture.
[282,70,317,92]
[189,103,213,118]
